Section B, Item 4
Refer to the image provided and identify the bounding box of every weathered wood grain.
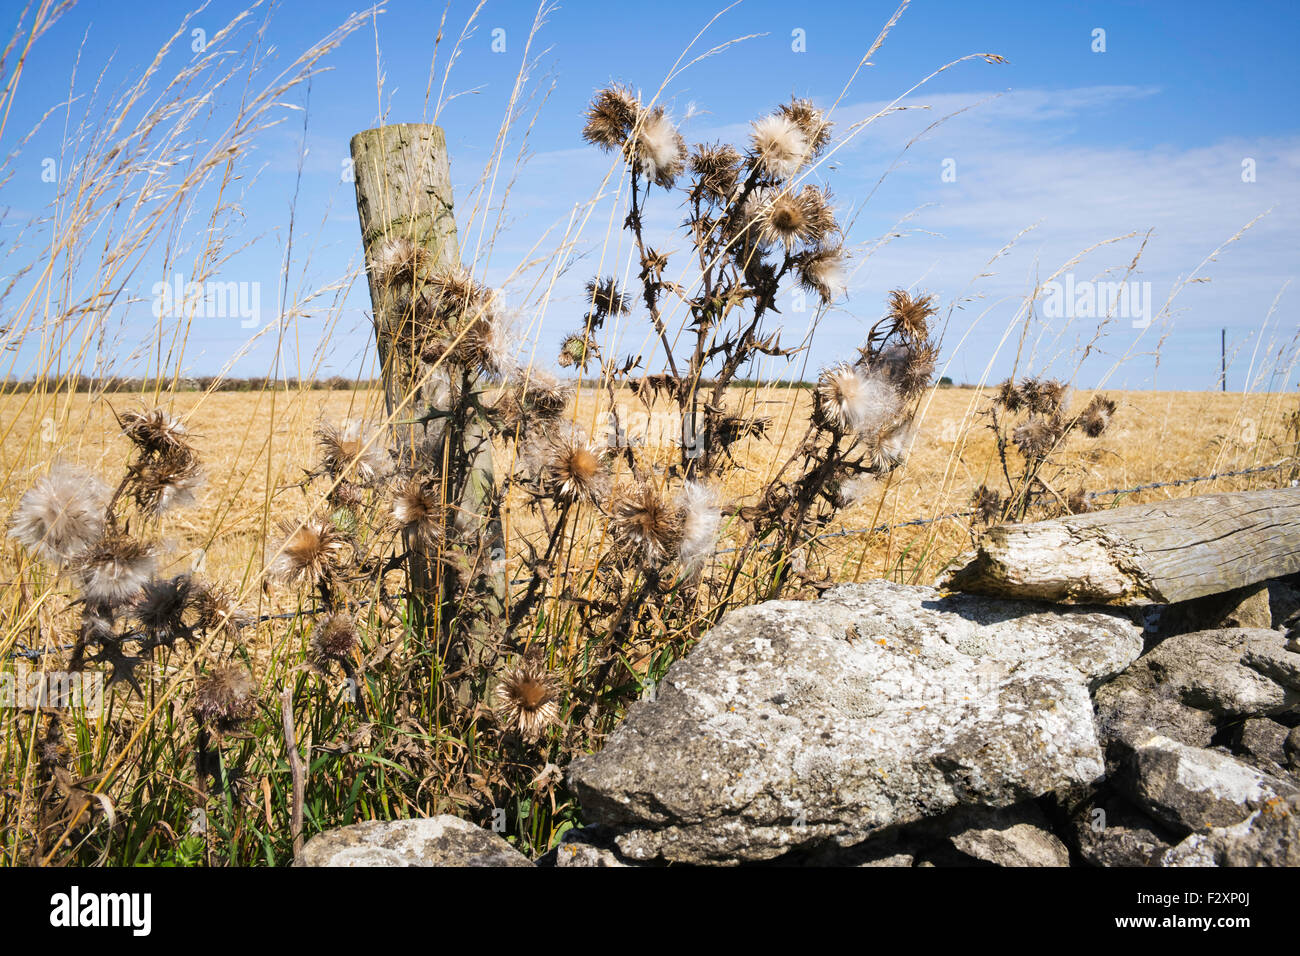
[941,487,1300,605]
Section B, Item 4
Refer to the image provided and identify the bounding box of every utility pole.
[1221,328,1227,392]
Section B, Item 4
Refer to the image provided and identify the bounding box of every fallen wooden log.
[940,487,1300,605]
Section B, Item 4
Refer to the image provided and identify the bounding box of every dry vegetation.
[1,0,1297,868]
[1,384,1293,597]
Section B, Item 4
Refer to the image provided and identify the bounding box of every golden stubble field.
[0,383,1295,650]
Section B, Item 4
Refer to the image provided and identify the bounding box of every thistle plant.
[973,378,1119,524]
[6,408,256,856]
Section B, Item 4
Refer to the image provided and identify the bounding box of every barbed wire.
[6,460,1293,662]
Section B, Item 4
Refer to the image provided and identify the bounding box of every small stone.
[295,816,533,867]
[946,804,1070,867]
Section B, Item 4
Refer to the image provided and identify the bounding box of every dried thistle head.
[426,305,519,379]
[972,485,1004,524]
[749,113,809,180]
[690,141,742,202]
[778,97,832,157]
[316,420,392,485]
[796,245,846,304]
[502,368,573,431]
[1065,487,1092,515]
[585,277,630,322]
[494,655,561,744]
[77,531,156,607]
[368,235,431,289]
[126,450,203,516]
[836,473,877,508]
[625,105,686,189]
[995,379,1024,413]
[1029,379,1068,416]
[542,428,609,504]
[869,420,914,473]
[582,84,640,151]
[134,574,194,648]
[813,364,901,437]
[891,341,938,400]
[1077,394,1117,438]
[557,332,594,370]
[756,186,836,251]
[1012,415,1065,459]
[190,581,253,637]
[886,290,937,343]
[611,481,681,564]
[193,664,257,733]
[391,477,443,547]
[309,612,359,666]
[118,408,193,458]
[268,517,349,587]
[423,265,494,328]
[8,464,109,565]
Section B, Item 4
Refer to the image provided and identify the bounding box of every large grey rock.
[1162,795,1300,866]
[1124,735,1298,833]
[1095,628,1300,750]
[295,816,532,867]
[945,803,1070,867]
[568,580,1142,864]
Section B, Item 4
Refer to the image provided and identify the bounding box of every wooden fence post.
[350,124,506,704]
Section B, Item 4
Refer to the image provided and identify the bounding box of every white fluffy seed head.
[631,108,686,187]
[871,420,915,471]
[676,481,721,579]
[816,364,901,437]
[750,114,810,180]
[79,537,156,606]
[8,465,109,565]
[838,474,877,507]
[800,246,847,302]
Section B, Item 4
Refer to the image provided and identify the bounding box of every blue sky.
[3,0,1298,390]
